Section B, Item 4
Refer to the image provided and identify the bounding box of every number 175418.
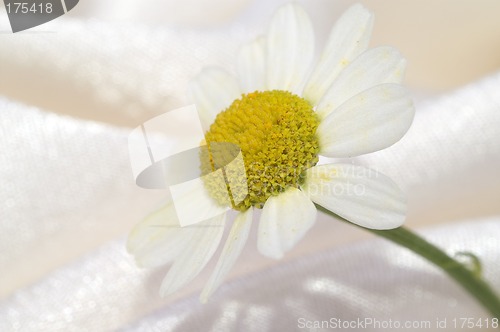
[6,2,53,14]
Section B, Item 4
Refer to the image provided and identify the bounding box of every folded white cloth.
[1,2,500,330]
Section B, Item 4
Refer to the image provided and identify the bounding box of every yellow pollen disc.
[201,90,320,211]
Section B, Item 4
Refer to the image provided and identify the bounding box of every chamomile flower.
[127,3,414,302]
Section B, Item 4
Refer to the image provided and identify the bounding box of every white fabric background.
[1,1,500,331]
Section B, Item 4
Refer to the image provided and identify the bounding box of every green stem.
[316,205,500,318]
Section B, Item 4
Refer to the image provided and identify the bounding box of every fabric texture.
[1,1,500,331]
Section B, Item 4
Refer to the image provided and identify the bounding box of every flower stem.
[316,205,500,318]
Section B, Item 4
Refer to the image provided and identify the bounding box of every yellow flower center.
[201,90,320,211]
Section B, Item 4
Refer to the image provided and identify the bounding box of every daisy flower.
[127,3,414,302]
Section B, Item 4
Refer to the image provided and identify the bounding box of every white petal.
[200,209,253,303]
[189,68,241,130]
[126,202,186,267]
[266,3,315,92]
[302,164,406,229]
[170,169,231,227]
[237,36,267,93]
[316,46,407,119]
[258,188,317,259]
[134,232,188,268]
[160,214,226,297]
[303,4,373,105]
[318,84,415,158]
